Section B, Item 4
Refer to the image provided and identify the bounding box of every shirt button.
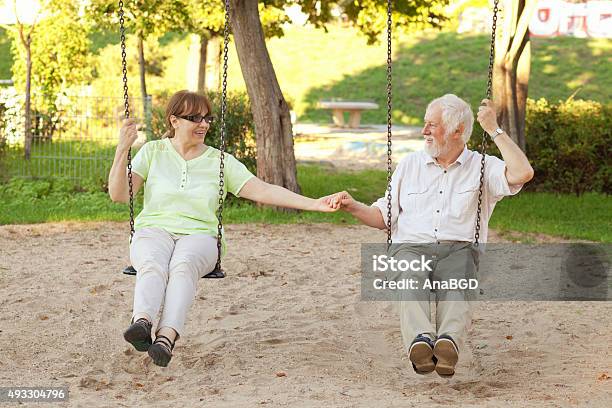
[444,170,447,173]
[439,191,443,194]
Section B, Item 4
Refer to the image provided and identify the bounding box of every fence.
[1,94,153,181]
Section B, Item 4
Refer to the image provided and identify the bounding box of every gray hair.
[427,94,474,143]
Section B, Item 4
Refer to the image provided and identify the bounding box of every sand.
[0,222,610,407]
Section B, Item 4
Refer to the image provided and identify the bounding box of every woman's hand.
[313,195,342,212]
[118,118,138,151]
[325,191,356,212]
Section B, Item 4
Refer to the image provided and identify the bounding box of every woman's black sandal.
[148,335,175,367]
[123,318,153,352]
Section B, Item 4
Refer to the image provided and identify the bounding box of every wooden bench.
[317,100,379,128]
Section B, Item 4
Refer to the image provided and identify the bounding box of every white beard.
[424,139,451,158]
[424,131,456,158]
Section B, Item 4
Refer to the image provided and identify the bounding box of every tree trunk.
[206,36,221,92]
[492,0,537,151]
[137,35,148,118]
[197,35,208,93]
[230,0,301,194]
[24,40,32,160]
[516,39,531,145]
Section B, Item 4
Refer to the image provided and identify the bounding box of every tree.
[492,0,537,151]
[228,0,448,193]
[230,0,300,193]
[2,0,43,159]
[4,0,92,158]
[186,0,286,93]
[342,0,448,44]
[86,0,190,119]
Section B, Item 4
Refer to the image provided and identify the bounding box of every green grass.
[490,192,611,242]
[1,165,610,242]
[225,26,611,125]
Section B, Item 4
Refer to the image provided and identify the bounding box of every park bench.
[318,100,379,128]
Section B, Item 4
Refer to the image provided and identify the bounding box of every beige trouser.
[129,227,218,339]
[390,242,478,354]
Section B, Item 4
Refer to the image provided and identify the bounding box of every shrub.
[150,90,256,173]
[525,98,611,195]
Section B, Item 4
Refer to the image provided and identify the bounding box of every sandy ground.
[0,222,610,407]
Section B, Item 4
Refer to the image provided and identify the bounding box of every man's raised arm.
[477,99,534,185]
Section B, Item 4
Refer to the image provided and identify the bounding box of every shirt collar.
[424,145,469,166]
[456,146,469,164]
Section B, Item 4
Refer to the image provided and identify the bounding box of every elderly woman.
[108,90,336,367]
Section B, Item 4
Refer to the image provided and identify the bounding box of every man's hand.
[324,191,386,229]
[477,99,499,135]
[477,99,534,185]
[313,195,341,213]
[325,191,357,212]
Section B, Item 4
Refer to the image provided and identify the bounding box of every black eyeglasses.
[177,114,215,124]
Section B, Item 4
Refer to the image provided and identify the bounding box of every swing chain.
[214,0,231,272]
[474,0,499,246]
[118,0,134,240]
[385,0,393,246]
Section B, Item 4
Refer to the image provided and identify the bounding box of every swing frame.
[120,0,499,278]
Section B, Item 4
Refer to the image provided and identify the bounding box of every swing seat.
[122,265,225,279]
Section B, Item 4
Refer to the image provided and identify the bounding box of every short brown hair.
[163,90,212,138]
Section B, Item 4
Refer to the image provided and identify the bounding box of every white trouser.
[129,227,217,339]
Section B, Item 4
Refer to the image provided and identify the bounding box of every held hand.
[118,118,139,151]
[477,99,499,135]
[324,191,356,212]
[313,195,341,213]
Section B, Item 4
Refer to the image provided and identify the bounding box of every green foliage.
[7,0,93,140]
[186,0,288,39]
[0,27,12,80]
[10,0,93,102]
[525,98,611,195]
[86,0,190,40]
[91,34,172,99]
[342,0,449,44]
[150,90,257,173]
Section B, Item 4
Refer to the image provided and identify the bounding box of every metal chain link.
[386,0,393,247]
[474,0,499,246]
[118,0,134,241]
[214,0,231,272]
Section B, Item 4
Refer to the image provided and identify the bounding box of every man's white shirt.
[372,147,523,243]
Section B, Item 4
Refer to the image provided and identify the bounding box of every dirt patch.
[0,222,609,407]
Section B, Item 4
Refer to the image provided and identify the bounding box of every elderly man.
[329,94,533,376]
